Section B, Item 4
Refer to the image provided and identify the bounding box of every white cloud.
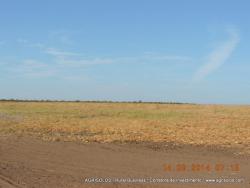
[15,37,191,67]
[22,59,47,68]
[7,39,191,79]
[58,57,114,66]
[17,38,28,44]
[45,49,189,67]
[59,35,73,45]
[193,28,240,82]
[48,30,75,45]
[45,48,82,57]
[6,59,56,78]
[142,52,191,61]
[29,42,44,48]
[44,47,114,66]
[42,42,192,66]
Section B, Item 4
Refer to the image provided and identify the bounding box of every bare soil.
[0,135,249,188]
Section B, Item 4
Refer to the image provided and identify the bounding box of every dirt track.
[0,135,249,188]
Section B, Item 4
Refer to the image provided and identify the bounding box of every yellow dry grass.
[0,102,249,153]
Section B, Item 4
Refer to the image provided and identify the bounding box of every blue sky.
[0,0,250,104]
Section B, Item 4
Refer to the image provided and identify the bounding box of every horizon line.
[0,98,249,106]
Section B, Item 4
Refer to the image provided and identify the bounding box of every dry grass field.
[0,101,250,154]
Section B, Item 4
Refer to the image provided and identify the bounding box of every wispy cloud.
[44,47,114,66]
[14,35,191,67]
[142,52,191,61]
[48,30,76,45]
[43,46,191,67]
[59,58,114,66]
[45,48,82,57]
[8,38,191,79]
[17,38,29,44]
[6,59,56,78]
[193,28,240,82]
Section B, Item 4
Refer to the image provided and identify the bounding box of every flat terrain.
[0,135,249,188]
[0,102,250,153]
[0,102,250,187]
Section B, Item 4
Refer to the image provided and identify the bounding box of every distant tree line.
[0,98,195,105]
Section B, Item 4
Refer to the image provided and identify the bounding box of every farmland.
[1,101,250,187]
[0,101,249,154]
